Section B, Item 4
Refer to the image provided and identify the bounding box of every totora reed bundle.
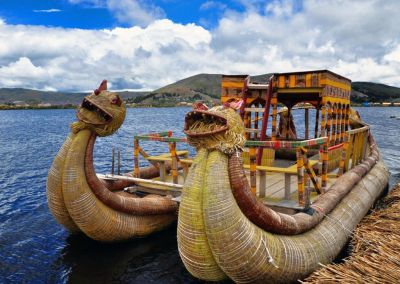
[302,183,400,283]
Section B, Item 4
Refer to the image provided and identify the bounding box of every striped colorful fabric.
[244,137,328,149]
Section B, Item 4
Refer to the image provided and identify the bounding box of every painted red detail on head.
[224,99,244,110]
[192,102,209,111]
[111,96,122,106]
[94,80,107,95]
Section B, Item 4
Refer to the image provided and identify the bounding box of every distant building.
[13,101,29,107]
[382,102,392,106]
[176,102,192,107]
[38,103,52,107]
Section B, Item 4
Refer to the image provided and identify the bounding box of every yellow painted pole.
[296,148,305,207]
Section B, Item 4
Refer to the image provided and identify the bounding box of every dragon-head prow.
[71,80,126,137]
[184,100,245,155]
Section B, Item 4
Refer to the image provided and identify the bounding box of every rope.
[262,238,279,268]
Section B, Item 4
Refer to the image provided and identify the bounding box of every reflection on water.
[52,224,201,283]
[0,107,398,283]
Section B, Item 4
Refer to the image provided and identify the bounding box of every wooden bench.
[244,160,319,199]
[146,151,189,181]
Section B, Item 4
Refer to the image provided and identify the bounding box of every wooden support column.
[111,147,115,175]
[332,105,337,144]
[134,139,140,177]
[345,105,350,132]
[286,107,291,140]
[340,106,344,142]
[305,108,309,140]
[258,170,266,198]
[254,107,259,140]
[362,129,369,160]
[314,104,320,138]
[338,133,349,176]
[296,148,305,207]
[320,104,326,137]
[326,105,333,145]
[169,142,178,184]
[271,94,278,141]
[321,141,328,191]
[249,147,257,195]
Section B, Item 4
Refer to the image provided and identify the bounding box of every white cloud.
[68,0,165,27]
[0,0,399,91]
[200,1,227,11]
[33,9,62,13]
[107,0,165,27]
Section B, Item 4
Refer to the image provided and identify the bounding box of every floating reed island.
[303,183,400,283]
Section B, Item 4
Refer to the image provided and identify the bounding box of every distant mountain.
[131,73,274,106]
[0,88,149,106]
[1,74,399,107]
[351,82,400,103]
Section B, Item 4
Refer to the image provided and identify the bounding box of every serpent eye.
[111,95,122,106]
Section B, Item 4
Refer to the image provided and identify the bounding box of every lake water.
[0,107,399,283]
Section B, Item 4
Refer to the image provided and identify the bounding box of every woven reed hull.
[178,150,389,283]
[47,130,176,242]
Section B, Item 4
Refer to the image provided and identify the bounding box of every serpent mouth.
[184,110,228,138]
[77,94,121,125]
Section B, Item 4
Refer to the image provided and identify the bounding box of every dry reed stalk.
[302,183,400,283]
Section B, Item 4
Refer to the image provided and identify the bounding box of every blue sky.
[0,0,399,91]
[0,0,248,29]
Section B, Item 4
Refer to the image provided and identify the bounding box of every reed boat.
[176,70,389,283]
[46,81,178,242]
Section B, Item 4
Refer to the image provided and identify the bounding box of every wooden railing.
[134,131,188,184]
[244,137,329,207]
[338,126,370,175]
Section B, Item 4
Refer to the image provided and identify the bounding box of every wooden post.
[134,139,140,177]
[327,105,332,145]
[305,108,309,140]
[321,141,328,192]
[296,148,305,207]
[169,142,178,184]
[320,103,326,137]
[286,107,291,140]
[271,94,278,141]
[111,147,115,175]
[249,147,257,195]
[339,106,345,142]
[338,133,349,176]
[314,104,320,138]
[361,129,369,160]
[332,105,337,144]
[345,105,350,133]
[117,150,121,175]
[254,106,259,140]
[259,170,266,198]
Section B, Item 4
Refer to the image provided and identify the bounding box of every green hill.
[0,88,148,106]
[351,82,400,103]
[132,73,274,106]
[1,74,399,108]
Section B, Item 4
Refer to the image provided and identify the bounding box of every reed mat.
[302,183,400,283]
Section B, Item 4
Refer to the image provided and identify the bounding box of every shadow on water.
[53,223,209,284]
